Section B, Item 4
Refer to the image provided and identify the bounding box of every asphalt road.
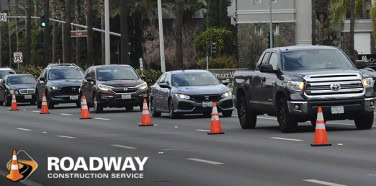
[0,103,375,186]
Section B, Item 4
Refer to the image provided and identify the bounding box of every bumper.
[287,98,375,120]
[13,94,36,103]
[173,97,234,114]
[97,92,149,108]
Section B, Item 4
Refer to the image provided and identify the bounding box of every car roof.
[91,64,132,69]
[168,70,210,74]
[6,74,33,77]
[0,68,15,71]
[269,45,339,53]
[46,63,81,69]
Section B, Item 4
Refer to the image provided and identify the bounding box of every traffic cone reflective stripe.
[40,93,50,114]
[80,96,91,119]
[6,150,24,182]
[139,99,154,126]
[208,102,224,135]
[311,106,331,146]
[10,92,19,111]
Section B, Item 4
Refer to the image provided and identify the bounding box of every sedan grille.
[19,89,35,94]
[190,95,221,102]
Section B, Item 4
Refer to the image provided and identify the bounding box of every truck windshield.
[282,50,355,71]
[171,72,220,87]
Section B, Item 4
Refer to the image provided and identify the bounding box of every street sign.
[0,13,7,22]
[14,52,23,63]
[139,58,144,71]
[71,30,88,37]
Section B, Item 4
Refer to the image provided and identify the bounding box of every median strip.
[187,158,224,165]
[196,129,210,132]
[56,135,76,139]
[270,137,303,142]
[112,144,136,150]
[303,179,347,186]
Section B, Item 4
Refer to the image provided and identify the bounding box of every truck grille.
[111,87,137,94]
[304,73,364,98]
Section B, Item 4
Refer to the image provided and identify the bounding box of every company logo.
[330,83,341,91]
[205,96,210,101]
[124,87,128,91]
[6,150,38,182]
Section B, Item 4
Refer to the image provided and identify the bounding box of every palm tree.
[371,1,376,41]
[86,0,94,66]
[75,0,81,65]
[52,0,58,63]
[43,0,50,66]
[120,0,130,65]
[25,0,32,65]
[175,0,184,69]
[64,0,72,63]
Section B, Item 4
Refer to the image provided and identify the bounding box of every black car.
[36,64,84,109]
[80,65,149,113]
[0,74,37,106]
[149,70,234,118]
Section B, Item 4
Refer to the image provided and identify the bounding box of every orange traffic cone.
[311,106,331,146]
[10,92,19,111]
[6,150,24,182]
[208,102,224,135]
[139,99,154,126]
[40,93,50,114]
[80,96,91,119]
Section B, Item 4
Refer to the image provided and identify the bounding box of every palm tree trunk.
[120,0,129,65]
[175,0,184,69]
[75,0,81,65]
[100,0,105,65]
[311,0,316,45]
[15,0,19,52]
[8,22,12,67]
[25,0,32,65]
[86,0,94,66]
[43,0,51,66]
[60,0,66,63]
[349,0,356,61]
[52,0,57,63]
[64,0,72,63]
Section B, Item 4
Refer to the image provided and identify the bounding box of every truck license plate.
[24,95,32,100]
[121,95,131,100]
[331,106,344,114]
[70,95,79,101]
[202,101,213,108]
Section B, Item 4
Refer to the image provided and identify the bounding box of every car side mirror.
[159,82,171,89]
[39,77,46,84]
[260,64,276,73]
[221,80,229,86]
[354,60,366,69]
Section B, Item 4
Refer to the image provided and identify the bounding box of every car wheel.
[169,99,178,119]
[354,112,374,130]
[150,98,161,117]
[277,97,298,133]
[46,93,54,109]
[126,105,134,111]
[93,94,103,113]
[36,92,42,109]
[237,95,257,129]
[222,110,233,117]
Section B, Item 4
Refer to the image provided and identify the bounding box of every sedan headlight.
[9,89,18,95]
[221,91,232,98]
[287,81,304,92]
[175,94,190,100]
[362,78,375,88]
[136,82,148,90]
[98,84,114,91]
[51,86,61,90]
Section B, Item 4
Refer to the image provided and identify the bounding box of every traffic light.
[211,42,217,56]
[40,14,46,28]
[267,32,274,48]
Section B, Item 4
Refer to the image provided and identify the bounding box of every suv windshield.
[48,68,83,80]
[96,67,139,81]
[0,70,15,79]
[8,75,36,85]
[282,49,355,71]
[171,72,220,87]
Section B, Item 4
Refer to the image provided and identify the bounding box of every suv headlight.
[136,82,148,90]
[362,78,375,88]
[175,94,190,100]
[221,91,232,98]
[287,81,304,92]
[51,86,61,90]
[98,84,113,91]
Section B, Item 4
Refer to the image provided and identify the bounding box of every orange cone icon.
[10,91,19,111]
[40,93,50,114]
[311,106,331,146]
[6,150,24,182]
[139,99,154,126]
[80,96,92,119]
[208,102,224,135]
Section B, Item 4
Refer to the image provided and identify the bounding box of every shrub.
[197,55,238,69]
[15,65,43,79]
[135,69,162,87]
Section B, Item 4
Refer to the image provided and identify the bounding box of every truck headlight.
[362,78,374,88]
[175,94,190,100]
[51,86,61,90]
[287,81,304,92]
[136,82,148,90]
[98,84,113,91]
[221,91,232,98]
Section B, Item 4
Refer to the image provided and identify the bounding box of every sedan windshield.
[171,72,220,87]
[0,70,15,79]
[48,68,83,80]
[282,49,355,71]
[96,67,139,81]
[8,75,36,85]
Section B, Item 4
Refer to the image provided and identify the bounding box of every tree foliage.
[194,27,232,55]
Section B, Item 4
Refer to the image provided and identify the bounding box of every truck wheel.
[354,112,374,129]
[237,96,257,129]
[277,98,298,133]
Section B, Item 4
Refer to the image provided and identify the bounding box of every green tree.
[194,27,232,56]
[207,0,230,28]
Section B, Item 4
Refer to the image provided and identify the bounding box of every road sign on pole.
[71,30,88,37]
[13,52,23,63]
[0,13,7,22]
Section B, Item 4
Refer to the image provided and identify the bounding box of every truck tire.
[354,112,374,130]
[237,95,257,129]
[277,98,298,133]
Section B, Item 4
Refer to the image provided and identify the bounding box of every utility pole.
[157,0,166,73]
[269,0,273,48]
[104,0,110,65]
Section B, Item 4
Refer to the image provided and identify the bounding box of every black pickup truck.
[233,45,375,132]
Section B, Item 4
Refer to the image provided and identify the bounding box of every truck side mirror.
[354,60,366,69]
[260,64,276,73]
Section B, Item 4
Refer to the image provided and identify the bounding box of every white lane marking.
[42,131,47,134]
[303,179,347,186]
[326,122,376,128]
[196,129,210,132]
[17,128,32,132]
[187,158,224,165]
[112,144,136,150]
[174,126,179,128]
[158,152,164,154]
[56,135,76,139]
[95,117,111,121]
[270,137,303,142]
[32,110,40,113]
[258,116,277,120]
[60,113,73,116]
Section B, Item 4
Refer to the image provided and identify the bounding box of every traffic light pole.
[157,0,166,73]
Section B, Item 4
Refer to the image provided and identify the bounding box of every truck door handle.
[262,77,266,81]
